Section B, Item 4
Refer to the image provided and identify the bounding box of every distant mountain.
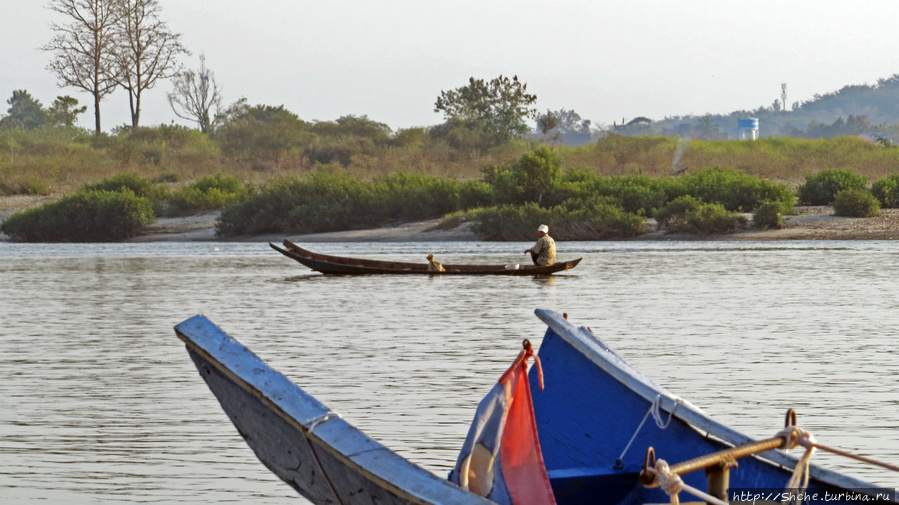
[616,74,899,140]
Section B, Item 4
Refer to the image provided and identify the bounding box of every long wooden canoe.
[270,239,582,275]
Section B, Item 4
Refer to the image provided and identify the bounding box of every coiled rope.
[643,457,729,505]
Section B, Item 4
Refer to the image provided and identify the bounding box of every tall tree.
[434,75,538,145]
[536,109,560,144]
[0,90,47,129]
[539,108,594,145]
[168,54,222,133]
[43,0,121,133]
[215,99,313,163]
[48,95,88,127]
[114,0,188,128]
[696,115,719,139]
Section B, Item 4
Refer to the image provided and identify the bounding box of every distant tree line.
[0,90,86,130]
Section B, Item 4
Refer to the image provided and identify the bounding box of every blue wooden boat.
[530,310,895,504]
[175,311,896,505]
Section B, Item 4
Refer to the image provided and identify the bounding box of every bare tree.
[168,54,223,133]
[43,0,121,133]
[114,0,188,128]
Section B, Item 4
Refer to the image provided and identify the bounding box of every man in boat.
[524,224,556,266]
[426,254,446,272]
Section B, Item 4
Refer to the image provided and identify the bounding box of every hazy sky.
[3,0,898,132]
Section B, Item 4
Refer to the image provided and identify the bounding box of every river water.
[1,240,896,503]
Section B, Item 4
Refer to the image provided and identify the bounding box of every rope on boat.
[809,441,899,473]
[616,394,680,467]
[638,409,897,505]
[644,458,729,505]
[773,410,899,504]
[651,394,679,429]
[776,425,816,502]
[299,411,346,505]
[303,411,343,433]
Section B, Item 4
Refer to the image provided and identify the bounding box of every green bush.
[456,179,493,210]
[489,147,562,205]
[655,195,748,234]
[548,168,792,217]
[871,174,899,208]
[550,172,673,216]
[370,171,462,222]
[673,167,795,211]
[832,189,881,217]
[84,172,153,194]
[0,189,155,242]
[752,201,785,230]
[165,174,249,216]
[218,172,374,236]
[216,169,492,236]
[470,199,644,241]
[797,168,868,205]
[82,172,169,214]
[84,173,169,201]
[654,195,701,228]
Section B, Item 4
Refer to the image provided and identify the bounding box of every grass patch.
[164,174,250,216]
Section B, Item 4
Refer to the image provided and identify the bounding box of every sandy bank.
[127,214,481,243]
[1,195,897,242]
[125,206,899,242]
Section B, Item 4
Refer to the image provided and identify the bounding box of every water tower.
[738,118,759,140]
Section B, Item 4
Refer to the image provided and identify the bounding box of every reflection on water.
[1,240,897,503]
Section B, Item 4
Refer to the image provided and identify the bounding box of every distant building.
[738,118,759,140]
[858,132,893,143]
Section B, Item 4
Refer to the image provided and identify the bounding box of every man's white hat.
[537,224,549,234]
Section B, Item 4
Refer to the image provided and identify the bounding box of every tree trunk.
[94,91,102,134]
[129,91,139,128]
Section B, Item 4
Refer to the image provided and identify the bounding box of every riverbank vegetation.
[3,122,899,241]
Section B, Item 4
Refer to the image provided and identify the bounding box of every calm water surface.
[1,240,897,503]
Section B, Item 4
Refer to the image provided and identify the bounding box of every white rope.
[297,411,346,505]
[303,411,342,433]
[617,395,680,463]
[651,394,679,429]
[776,427,817,504]
[645,459,729,505]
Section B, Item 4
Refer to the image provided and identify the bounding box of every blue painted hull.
[529,309,894,505]
[176,315,492,505]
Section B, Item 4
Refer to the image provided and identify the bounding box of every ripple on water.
[0,240,896,503]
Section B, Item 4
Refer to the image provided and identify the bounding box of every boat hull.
[176,315,491,505]
[529,309,893,505]
[271,240,582,276]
